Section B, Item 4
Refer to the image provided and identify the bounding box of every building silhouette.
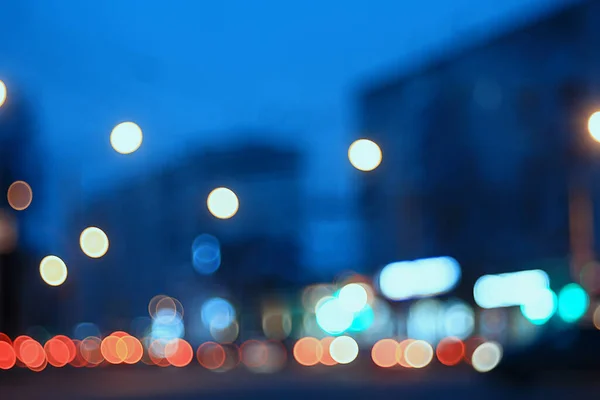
[358,0,600,287]
[68,141,304,329]
[0,86,43,335]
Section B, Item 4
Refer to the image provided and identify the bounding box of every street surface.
[1,362,599,400]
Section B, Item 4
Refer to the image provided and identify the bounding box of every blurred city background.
[2,0,600,398]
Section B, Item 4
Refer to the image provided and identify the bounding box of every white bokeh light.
[338,283,368,313]
[39,255,68,287]
[316,297,354,335]
[329,336,359,364]
[472,341,502,373]
[589,111,600,143]
[0,80,6,108]
[348,139,382,171]
[80,227,109,258]
[207,187,239,219]
[379,257,461,301]
[110,122,143,154]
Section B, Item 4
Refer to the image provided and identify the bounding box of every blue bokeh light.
[192,234,221,275]
[150,308,185,342]
[201,297,236,330]
[73,322,101,340]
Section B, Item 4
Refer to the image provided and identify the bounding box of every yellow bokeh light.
[39,256,68,287]
[0,80,6,108]
[262,311,292,340]
[329,336,359,365]
[589,112,600,143]
[80,227,109,258]
[210,320,239,343]
[348,139,382,172]
[207,187,239,219]
[110,122,143,154]
[593,305,600,330]
[404,340,433,369]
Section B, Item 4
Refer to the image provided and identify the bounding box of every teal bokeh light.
[558,283,589,323]
[348,305,374,332]
[519,289,557,325]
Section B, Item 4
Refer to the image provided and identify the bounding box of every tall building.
[358,0,600,284]
[68,142,304,327]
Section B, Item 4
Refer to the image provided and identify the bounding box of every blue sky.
[0,0,572,264]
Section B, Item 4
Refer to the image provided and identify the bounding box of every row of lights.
[0,332,500,373]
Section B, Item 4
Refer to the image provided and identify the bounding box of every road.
[0,363,598,399]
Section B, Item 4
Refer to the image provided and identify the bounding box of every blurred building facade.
[0,87,45,335]
[68,142,304,328]
[359,0,600,284]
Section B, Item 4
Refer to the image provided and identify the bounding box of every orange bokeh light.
[293,337,323,367]
[101,335,127,364]
[372,339,399,368]
[319,337,338,366]
[0,341,16,370]
[396,339,414,368]
[436,337,465,366]
[197,341,226,370]
[121,335,143,364]
[165,339,193,368]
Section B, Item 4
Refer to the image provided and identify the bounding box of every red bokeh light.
[240,340,268,369]
[197,341,226,370]
[436,337,465,366]
[464,336,486,365]
[0,341,16,370]
[21,339,46,370]
[69,340,88,368]
[44,337,71,367]
[0,332,13,345]
[166,339,193,368]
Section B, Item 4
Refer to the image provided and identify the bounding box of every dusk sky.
[1,0,572,264]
